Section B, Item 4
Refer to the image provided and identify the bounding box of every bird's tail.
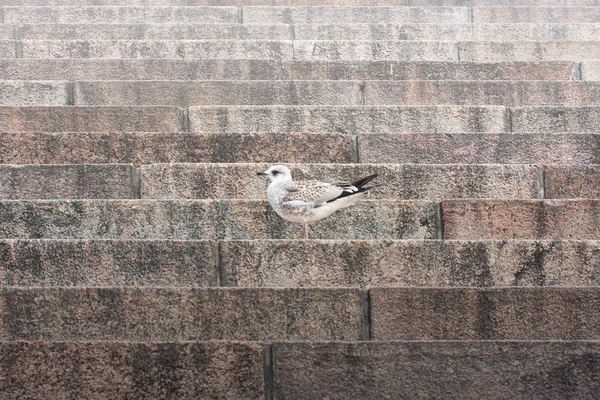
[329,173,382,202]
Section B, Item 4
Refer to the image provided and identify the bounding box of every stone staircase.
[1,0,600,398]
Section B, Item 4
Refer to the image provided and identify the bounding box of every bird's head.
[257,165,292,183]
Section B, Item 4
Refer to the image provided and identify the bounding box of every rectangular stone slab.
[0,26,15,40]
[473,7,600,23]
[140,163,542,200]
[0,41,16,58]
[0,341,265,399]
[219,239,600,287]
[188,105,508,133]
[0,287,367,341]
[3,6,239,24]
[0,132,355,164]
[443,199,600,240]
[0,81,68,106]
[512,107,600,132]
[459,41,600,62]
[73,81,363,106]
[243,6,470,24]
[0,199,439,240]
[273,341,600,400]
[583,61,600,80]
[370,287,600,340]
[0,60,577,80]
[358,133,600,164]
[545,165,600,198]
[0,239,216,287]
[0,164,136,199]
[0,106,183,132]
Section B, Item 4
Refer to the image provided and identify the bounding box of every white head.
[257,165,292,183]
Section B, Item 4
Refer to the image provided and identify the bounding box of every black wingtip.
[351,173,378,189]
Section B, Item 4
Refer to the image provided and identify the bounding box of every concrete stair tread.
[6,80,600,107]
[3,238,600,287]
[5,0,600,5]
[0,60,582,80]
[1,286,600,341]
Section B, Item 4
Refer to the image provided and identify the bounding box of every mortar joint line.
[455,42,461,62]
[237,6,244,24]
[578,62,584,81]
[132,167,141,200]
[351,134,360,164]
[468,7,474,24]
[437,201,445,241]
[366,289,372,341]
[540,165,547,200]
[181,108,191,132]
[214,241,222,287]
[14,39,22,59]
[263,345,274,400]
[66,82,75,106]
[0,7,4,24]
[507,107,513,133]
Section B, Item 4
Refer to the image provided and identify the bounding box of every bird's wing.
[283,180,346,206]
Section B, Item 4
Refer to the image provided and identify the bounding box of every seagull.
[257,165,381,239]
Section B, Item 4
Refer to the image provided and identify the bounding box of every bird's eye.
[272,171,280,176]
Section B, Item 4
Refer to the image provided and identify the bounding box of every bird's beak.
[256,171,268,176]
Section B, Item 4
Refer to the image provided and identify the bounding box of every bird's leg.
[303,220,309,239]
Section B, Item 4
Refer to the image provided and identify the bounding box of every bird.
[257,165,381,239]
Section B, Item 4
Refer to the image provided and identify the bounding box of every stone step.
[4,80,599,107]
[512,106,600,132]
[0,132,355,164]
[187,105,509,133]
[0,287,368,341]
[5,0,600,5]
[473,6,600,23]
[0,40,15,58]
[0,341,266,400]
[2,287,599,340]
[371,287,600,340]
[13,40,600,61]
[583,60,600,80]
[0,106,184,132]
[443,199,600,239]
[69,80,600,107]
[359,133,600,164]
[0,59,578,81]
[0,200,440,240]
[273,341,600,399]
[2,341,599,400]
[14,23,600,41]
[5,239,600,288]
[545,165,600,198]
[3,6,240,24]
[0,239,217,287]
[0,164,136,199]
[220,239,600,288]
[140,163,543,200]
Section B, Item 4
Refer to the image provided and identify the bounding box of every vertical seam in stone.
[14,39,22,58]
[540,165,546,200]
[437,201,445,240]
[214,241,222,286]
[132,166,141,199]
[358,81,366,105]
[455,42,461,62]
[0,7,4,24]
[237,6,243,24]
[577,62,584,81]
[289,23,296,40]
[181,108,190,132]
[263,344,274,400]
[13,24,20,41]
[351,134,360,163]
[66,82,75,106]
[365,289,372,340]
[468,7,474,24]
[506,107,513,133]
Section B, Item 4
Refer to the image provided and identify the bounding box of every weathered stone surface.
[0,239,216,286]
[291,40,456,61]
[0,164,135,199]
[0,26,15,40]
[73,81,362,106]
[9,0,597,4]
[0,200,439,240]
[545,165,600,199]
[0,107,182,132]
[0,59,285,80]
[443,200,600,240]
[0,287,366,341]
[0,341,265,400]
[243,6,469,24]
[0,60,576,80]
[364,81,600,106]
[273,341,600,400]
[370,287,600,340]
[0,81,68,106]
[282,60,576,80]
[474,7,600,23]
[0,132,354,164]
[140,163,542,200]
[4,6,239,24]
[0,41,16,58]
[512,107,600,133]
[459,41,600,62]
[19,23,292,40]
[5,0,240,4]
[294,23,600,41]
[359,133,600,165]
[21,40,295,60]
[188,106,508,133]
[583,61,600,81]
[220,239,600,287]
